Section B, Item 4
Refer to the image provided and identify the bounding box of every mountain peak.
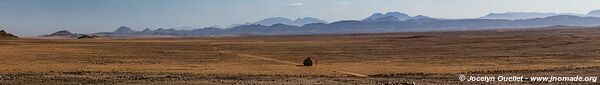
[373,13,384,15]
[413,15,432,19]
[296,17,315,19]
[385,12,405,14]
[56,30,72,33]
[141,28,153,34]
[263,17,294,21]
[293,17,327,25]
[364,12,420,21]
[254,17,294,26]
[588,10,600,17]
[46,30,76,37]
[295,17,321,21]
[385,12,409,17]
[589,10,600,14]
[114,26,136,34]
[365,13,387,20]
[254,17,326,26]
[50,30,73,36]
[385,12,411,20]
[480,13,519,19]
[545,15,582,19]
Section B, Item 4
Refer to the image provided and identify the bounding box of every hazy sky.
[2,0,600,36]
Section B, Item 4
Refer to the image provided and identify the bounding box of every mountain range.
[80,9,600,37]
[479,10,600,20]
[362,12,431,22]
[250,17,327,26]
[93,14,600,37]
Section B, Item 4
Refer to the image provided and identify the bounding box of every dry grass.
[2,27,600,84]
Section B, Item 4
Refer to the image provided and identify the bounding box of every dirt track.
[210,43,370,77]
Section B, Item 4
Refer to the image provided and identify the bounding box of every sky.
[1,0,600,36]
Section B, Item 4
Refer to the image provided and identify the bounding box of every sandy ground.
[2,26,600,84]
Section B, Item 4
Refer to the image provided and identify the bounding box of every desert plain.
[2,27,600,84]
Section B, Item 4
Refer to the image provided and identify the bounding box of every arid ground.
[2,27,600,84]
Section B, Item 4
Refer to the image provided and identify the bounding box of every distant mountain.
[365,16,401,22]
[380,12,412,20]
[420,15,600,30]
[364,13,385,20]
[253,17,327,26]
[141,28,153,34]
[95,14,600,37]
[479,9,600,20]
[293,17,328,26]
[153,28,183,35]
[254,17,293,26]
[41,30,84,38]
[47,30,75,36]
[113,26,137,34]
[413,15,431,19]
[94,27,187,36]
[480,12,558,20]
[362,12,432,22]
[0,30,18,39]
[479,12,583,20]
[588,10,600,17]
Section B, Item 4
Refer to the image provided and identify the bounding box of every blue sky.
[2,0,600,36]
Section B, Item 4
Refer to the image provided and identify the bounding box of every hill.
[113,26,137,34]
[39,30,91,39]
[44,30,77,37]
[0,30,18,39]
